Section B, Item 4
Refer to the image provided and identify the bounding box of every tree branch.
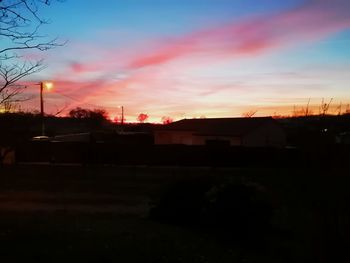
[0,0,63,108]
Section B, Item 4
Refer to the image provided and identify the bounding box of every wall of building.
[155,131,241,146]
[154,131,194,145]
[155,122,286,147]
[192,136,241,146]
[242,122,286,148]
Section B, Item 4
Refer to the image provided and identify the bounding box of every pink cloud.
[127,0,350,69]
[69,62,100,74]
[62,0,350,79]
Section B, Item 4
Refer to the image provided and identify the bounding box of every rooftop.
[157,117,277,136]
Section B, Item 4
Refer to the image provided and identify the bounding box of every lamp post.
[121,106,124,125]
[118,105,124,125]
[39,81,53,136]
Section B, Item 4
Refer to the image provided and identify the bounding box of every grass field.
[0,164,348,262]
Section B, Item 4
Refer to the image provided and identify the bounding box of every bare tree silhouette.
[319,98,333,116]
[161,116,173,124]
[137,113,149,123]
[68,107,108,120]
[0,61,44,106]
[335,102,342,116]
[345,104,350,115]
[305,98,311,117]
[242,110,257,118]
[0,0,63,109]
[292,99,314,117]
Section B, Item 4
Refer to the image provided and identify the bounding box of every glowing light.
[43,82,53,90]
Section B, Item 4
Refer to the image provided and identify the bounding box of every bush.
[204,181,272,245]
[149,178,273,246]
[149,179,213,225]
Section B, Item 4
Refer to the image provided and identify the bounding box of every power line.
[51,90,122,110]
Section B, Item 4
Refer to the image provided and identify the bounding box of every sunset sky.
[18,0,350,122]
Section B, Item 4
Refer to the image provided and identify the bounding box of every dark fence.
[15,142,349,168]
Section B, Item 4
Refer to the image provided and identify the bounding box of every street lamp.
[40,81,53,136]
[118,105,124,125]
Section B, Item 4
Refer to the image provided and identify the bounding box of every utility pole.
[40,82,45,136]
[121,106,124,125]
[39,81,53,136]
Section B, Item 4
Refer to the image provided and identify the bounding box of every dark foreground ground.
[0,164,349,263]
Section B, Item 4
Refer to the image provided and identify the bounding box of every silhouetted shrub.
[149,178,213,225]
[203,181,273,246]
[150,179,273,246]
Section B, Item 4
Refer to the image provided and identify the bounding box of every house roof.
[156,117,278,136]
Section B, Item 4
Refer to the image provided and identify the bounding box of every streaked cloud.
[127,0,350,69]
